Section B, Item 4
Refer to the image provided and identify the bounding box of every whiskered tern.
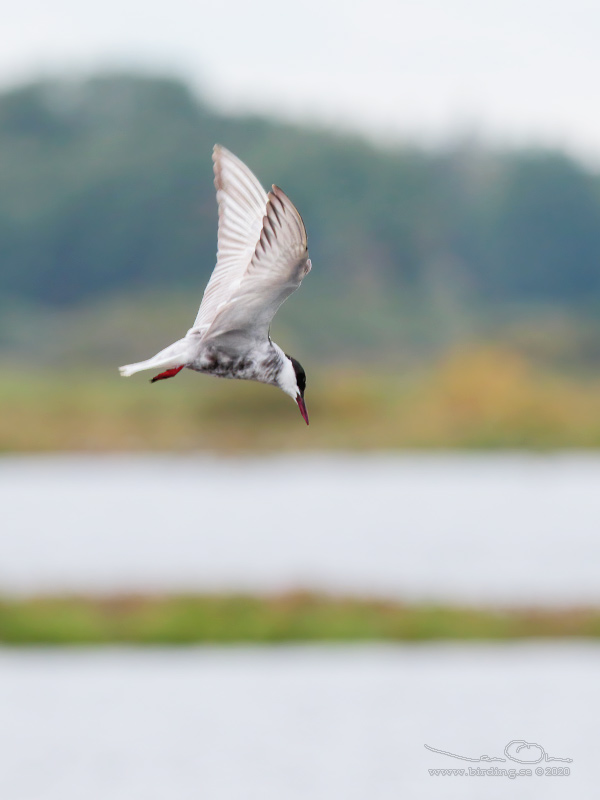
[119,145,311,424]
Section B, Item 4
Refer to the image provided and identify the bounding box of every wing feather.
[204,185,311,342]
[192,145,268,331]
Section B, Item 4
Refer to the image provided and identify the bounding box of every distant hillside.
[1,73,600,364]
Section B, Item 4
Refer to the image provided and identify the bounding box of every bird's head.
[278,354,309,425]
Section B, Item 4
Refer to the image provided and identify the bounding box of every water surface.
[1,453,599,603]
[0,643,593,799]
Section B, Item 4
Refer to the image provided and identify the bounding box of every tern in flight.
[119,145,311,424]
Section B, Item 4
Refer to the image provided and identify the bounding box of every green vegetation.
[3,346,600,452]
[1,593,599,644]
[2,73,600,452]
[2,73,600,367]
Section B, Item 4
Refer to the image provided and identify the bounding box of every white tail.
[119,360,156,377]
[119,339,190,377]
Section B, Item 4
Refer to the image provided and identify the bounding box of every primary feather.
[192,145,269,332]
[204,183,311,343]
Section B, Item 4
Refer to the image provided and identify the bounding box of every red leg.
[150,366,184,383]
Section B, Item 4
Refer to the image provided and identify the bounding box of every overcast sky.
[3,0,600,164]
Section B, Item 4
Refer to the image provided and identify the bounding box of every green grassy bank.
[1,593,599,645]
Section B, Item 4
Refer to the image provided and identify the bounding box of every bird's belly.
[188,349,260,382]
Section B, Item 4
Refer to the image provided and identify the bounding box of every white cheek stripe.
[275,350,298,398]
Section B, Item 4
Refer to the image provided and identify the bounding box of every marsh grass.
[3,346,600,451]
[1,593,599,644]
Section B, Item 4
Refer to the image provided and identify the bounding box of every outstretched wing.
[203,184,311,343]
[191,145,268,332]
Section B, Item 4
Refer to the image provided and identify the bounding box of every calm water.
[1,456,597,798]
[1,453,599,603]
[0,643,595,799]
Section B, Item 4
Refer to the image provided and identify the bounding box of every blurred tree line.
[1,73,600,364]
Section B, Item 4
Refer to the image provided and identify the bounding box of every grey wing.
[203,185,311,344]
[191,145,268,333]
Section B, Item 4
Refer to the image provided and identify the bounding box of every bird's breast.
[189,350,251,379]
[189,344,278,384]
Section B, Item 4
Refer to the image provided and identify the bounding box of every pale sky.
[3,0,600,165]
